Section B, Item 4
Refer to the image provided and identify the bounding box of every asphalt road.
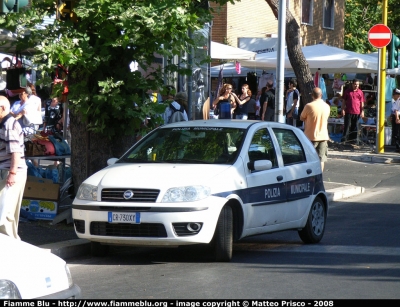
[66,159,400,299]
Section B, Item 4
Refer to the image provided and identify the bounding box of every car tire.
[91,242,110,257]
[211,205,233,262]
[298,196,326,244]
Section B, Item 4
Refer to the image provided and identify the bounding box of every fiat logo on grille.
[123,190,135,199]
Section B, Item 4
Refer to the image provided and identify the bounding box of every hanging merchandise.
[314,71,319,87]
[0,63,6,91]
[4,53,27,90]
[320,77,327,101]
[53,64,69,98]
[235,61,241,75]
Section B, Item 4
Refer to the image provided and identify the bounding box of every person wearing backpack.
[162,92,189,124]
[285,78,300,126]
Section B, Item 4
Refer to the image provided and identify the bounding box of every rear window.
[118,127,245,164]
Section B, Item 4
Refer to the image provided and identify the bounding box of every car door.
[271,127,319,223]
[242,128,287,235]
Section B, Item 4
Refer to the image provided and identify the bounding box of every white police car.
[0,234,81,299]
[72,120,328,261]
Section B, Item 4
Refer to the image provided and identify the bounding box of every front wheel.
[298,196,326,244]
[211,205,233,262]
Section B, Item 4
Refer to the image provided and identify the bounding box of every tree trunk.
[69,109,136,194]
[265,0,314,105]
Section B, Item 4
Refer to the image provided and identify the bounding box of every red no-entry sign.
[368,24,392,48]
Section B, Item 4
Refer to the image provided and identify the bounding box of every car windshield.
[118,127,245,164]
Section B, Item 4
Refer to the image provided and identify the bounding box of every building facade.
[211,0,345,50]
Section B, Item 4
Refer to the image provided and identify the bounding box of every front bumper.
[36,284,81,299]
[72,196,226,246]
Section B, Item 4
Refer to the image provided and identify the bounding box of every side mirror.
[247,160,273,171]
[107,158,119,166]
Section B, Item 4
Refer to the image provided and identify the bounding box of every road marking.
[251,244,400,256]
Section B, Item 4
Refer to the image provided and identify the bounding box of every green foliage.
[344,0,400,53]
[1,0,232,138]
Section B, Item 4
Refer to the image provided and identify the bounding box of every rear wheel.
[298,196,326,244]
[91,242,110,257]
[211,205,233,262]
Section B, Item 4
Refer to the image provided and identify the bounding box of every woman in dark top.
[212,83,236,119]
[43,97,63,132]
[232,84,251,120]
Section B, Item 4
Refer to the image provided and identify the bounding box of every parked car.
[0,234,81,299]
[72,120,329,261]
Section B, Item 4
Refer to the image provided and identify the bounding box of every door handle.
[276,175,283,181]
[307,169,312,174]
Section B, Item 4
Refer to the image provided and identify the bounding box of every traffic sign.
[368,24,392,48]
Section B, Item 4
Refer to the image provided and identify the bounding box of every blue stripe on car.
[212,175,322,205]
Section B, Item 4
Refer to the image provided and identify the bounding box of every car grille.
[90,222,167,237]
[101,189,160,202]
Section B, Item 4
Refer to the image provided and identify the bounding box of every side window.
[272,128,306,166]
[248,129,278,168]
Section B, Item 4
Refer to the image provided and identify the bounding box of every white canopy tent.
[239,44,378,74]
[386,68,400,75]
[210,41,257,60]
[210,62,296,78]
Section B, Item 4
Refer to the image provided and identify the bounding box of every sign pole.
[378,1,388,153]
[377,45,387,153]
[368,22,391,153]
[376,49,382,153]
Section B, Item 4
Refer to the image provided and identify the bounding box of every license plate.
[108,212,141,224]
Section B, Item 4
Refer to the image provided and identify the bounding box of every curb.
[40,239,91,259]
[38,185,365,260]
[325,184,365,202]
[329,153,400,164]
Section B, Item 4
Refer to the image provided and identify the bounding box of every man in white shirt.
[10,87,38,135]
[27,84,43,130]
[285,78,300,126]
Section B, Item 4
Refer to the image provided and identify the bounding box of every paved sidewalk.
[328,143,400,164]
[20,143,400,260]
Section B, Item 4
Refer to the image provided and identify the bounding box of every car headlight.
[76,183,98,201]
[162,185,211,202]
[65,265,73,288]
[0,280,22,299]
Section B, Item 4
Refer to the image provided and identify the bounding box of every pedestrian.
[27,83,43,131]
[341,79,365,143]
[285,78,300,126]
[391,88,400,152]
[42,97,63,133]
[261,81,275,121]
[212,83,236,119]
[0,96,27,239]
[162,91,189,124]
[232,84,251,120]
[10,87,37,135]
[300,87,331,171]
[247,95,257,120]
[258,87,267,121]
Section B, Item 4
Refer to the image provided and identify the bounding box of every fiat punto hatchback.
[0,234,81,299]
[72,120,328,261]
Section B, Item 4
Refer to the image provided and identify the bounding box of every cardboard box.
[21,199,58,220]
[24,177,60,201]
[26,175,53,184]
